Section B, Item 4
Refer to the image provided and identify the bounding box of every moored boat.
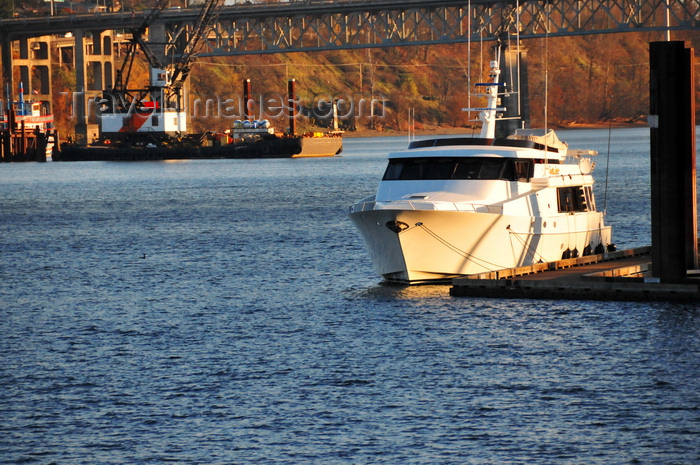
[348,49,613,284]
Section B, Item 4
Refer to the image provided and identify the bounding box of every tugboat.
[348,46,613,284]
[0,83,54,162]
[1,89,53,131]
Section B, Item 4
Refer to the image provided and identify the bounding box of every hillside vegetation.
[51,31,700,137]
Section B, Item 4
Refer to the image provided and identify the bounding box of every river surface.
[1,128,699,464]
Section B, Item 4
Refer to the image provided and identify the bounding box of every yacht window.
[513,160,534,181]
[425,158,460,179]
[500,159,515,180]
[557,186,588,213]
[453,159,483,179]
[585,186,596,211]
[382,161,404,180]
[382,157,533,181]
[481,158,506,179]
[397,158,454,179]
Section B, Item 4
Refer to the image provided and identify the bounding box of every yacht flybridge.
[348,51,614,284]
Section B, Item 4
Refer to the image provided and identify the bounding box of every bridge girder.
[195,0,699,56]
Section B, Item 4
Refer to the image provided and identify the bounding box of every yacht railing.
[350,200,503,214]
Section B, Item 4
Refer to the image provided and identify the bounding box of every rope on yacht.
[415,223,508,271]
[506,226,548,263]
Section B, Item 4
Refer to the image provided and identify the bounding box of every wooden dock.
[450,247,700,302]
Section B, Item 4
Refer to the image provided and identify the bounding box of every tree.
[0,0,13,18]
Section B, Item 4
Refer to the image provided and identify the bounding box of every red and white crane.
[98,0,222,146]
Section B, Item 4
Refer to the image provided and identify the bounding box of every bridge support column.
[1,34,53,124]
[87,30,114,93]
[85,30,114,134]
[14,37,52,102]
[1,33,12,108]
[74,29,88,143]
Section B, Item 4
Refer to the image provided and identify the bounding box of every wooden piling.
[288,78,297,135]
[243,78,252,121]
[0,109,50,162]
[19,120,26,157]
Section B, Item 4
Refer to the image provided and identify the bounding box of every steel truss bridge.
[202,0,700,56]
[1,0,698,57]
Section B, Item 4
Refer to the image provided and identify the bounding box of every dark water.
[1,129,699,464]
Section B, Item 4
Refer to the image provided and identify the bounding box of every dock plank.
[450,247,700,302]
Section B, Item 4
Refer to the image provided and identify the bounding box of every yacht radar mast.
[462,45,506,139]
[463,42,527,139]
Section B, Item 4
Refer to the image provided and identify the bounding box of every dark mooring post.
[496,45,530,138]
[288,79,297,135]
[243,78,252,120]
[649,41,697,282]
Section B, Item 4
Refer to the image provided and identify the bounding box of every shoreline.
[340,120,650,138]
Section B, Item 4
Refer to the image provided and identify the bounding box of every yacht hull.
[349,208,612,283]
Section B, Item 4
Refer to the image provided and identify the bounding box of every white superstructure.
[348,52,613,284]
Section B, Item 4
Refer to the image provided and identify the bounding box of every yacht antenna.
[480,31,484,84]
[665,0,672,41]
[467,0,471,124]
[464,43,504,139]
[543,0,550,165]
[603,93,613,214]
[515,0,522,127]
[505,27,523,131]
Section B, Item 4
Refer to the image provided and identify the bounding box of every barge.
[54,79,342,162]
[53,129,343,162]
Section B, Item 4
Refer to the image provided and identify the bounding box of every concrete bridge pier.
[73,29,88,143]
[0,29,113,144]
[0,35,52,108]
[1,33,12,103]
[72,29,114,144]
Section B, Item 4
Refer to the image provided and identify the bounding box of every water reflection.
[369,283,452,300]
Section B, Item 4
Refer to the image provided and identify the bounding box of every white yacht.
[349,53,614,284]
